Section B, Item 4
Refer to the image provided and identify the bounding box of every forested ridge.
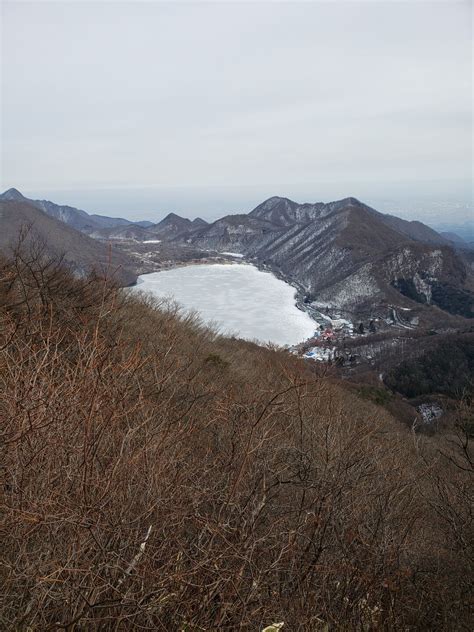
[385,336,474,401]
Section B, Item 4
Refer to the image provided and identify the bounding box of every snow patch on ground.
[304,347,335,362]
[418,403,443,424]
[413,272,432,303]
[220,252,244,258]
[312,264,379,309]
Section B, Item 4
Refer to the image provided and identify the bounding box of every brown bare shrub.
[0,250,472,630]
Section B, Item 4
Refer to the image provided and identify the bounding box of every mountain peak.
[338,196,363,206]
[261,196,294,208]
[1,187,27,201]
[160,212,189,223]
[147,212,193,237]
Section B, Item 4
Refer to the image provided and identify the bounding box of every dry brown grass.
[0,248,472,630]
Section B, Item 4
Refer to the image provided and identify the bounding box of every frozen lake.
[131,263,317,346]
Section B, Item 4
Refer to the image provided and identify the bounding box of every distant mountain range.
[1,188,473,319]
[94,212,209,241]
[438,230,474,249]
[433,219,474,246]
[0,188,152,234]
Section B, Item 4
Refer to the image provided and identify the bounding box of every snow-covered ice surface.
[131,263,316,346]
[220,252,244,258]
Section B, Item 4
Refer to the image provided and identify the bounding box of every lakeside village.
[289,298,418,365]
[289,307,364,363]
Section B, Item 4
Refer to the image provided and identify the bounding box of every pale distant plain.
[132,263,316,346]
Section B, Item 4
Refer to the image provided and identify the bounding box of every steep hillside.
[373,212,450,245]
[1,252,472,629]
[0,199,137,285]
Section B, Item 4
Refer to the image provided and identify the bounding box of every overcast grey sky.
[1,0,472,222]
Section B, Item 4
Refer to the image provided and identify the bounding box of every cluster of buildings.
[304,321,352,359]
[290,316,357,362]
[292,301,421,366]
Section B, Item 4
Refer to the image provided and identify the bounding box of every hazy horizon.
[2,0,472,226]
